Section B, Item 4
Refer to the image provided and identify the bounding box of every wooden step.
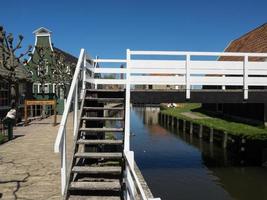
[83,107,124,111]
[69,180,121,191]
[68,195,121,200]
[77,139,123,145]
[75,152,122,159]
[80,128,124,132]
[82,117,124,121]
[85,97,124,102]
[72,166,121,174]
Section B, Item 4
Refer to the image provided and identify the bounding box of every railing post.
[243,55,248,100]
[124,49,132,199]
[94,56,98,89]
[186,54,191,99]
[60,126,67,195]
[82,54,86,96]
[124,151,135,200]
[73,79,78,136]
[124,49,131,151]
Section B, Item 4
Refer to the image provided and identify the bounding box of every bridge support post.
[223,132,228,148]
[183,120,186,133]
[171,116,175,127]
[190,122,193,135]
[199,125,203,138]
[176,118,180,131]
[209,128,214,143]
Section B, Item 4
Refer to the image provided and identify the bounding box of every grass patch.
[161,103,267,140]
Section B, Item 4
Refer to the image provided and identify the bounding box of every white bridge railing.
[55,49,267,199]
[54,48,87,195]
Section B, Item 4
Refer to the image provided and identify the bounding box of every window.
[0,80,9,107]
[44,84,49,93]
[33,83,39,93]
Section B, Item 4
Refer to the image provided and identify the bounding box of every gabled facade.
[27,27,77,114]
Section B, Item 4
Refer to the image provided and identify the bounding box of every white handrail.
[54,48,85,195]
[54,48,85,153]
[129,50,267,57]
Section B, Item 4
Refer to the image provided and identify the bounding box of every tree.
[50,50,75,100]
[0,26,32,106]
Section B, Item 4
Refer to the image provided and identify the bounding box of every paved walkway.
[0,115,74,200]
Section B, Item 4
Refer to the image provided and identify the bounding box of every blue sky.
[1,0,266,59]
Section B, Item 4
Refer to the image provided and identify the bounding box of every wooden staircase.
[65,89,125,200]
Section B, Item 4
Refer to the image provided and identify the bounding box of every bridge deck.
[131,89,267,104]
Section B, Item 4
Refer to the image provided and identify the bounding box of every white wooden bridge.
[54,49,267,199]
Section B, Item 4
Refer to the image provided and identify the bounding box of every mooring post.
[169,115,172,126]
[241,138,246,152]
[210,128,214,143]
[172,116,175,127]
[176,118,180,130]
[165,114,168,126]
[223,132,228,148]
[190,122,193,135]
[199,124,203,138]
[189,122,193,143]
[183,120,186,133]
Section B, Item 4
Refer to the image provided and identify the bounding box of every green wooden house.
[27,27,77,114]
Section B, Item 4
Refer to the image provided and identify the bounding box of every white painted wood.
[130,50,267,57]
[91,79,126,85]
[130,68,185,74]
[55,48,85,153]
[94,68,127,74]
[124,49,131,152]
[130,75,185,85]
[95,67,185,75]
[125,151,136,200]
[247,77,267,86]
[82,55,86,92]
[73,80,78,136]
[93,59,126,63]
[243,56,248,99]
[60,126,67,195]
[190,76,243,85]
[186,54,190,99]
[129,60,186,69]
[190,60,243,69]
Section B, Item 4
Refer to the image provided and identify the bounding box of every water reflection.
[131,107,267,200]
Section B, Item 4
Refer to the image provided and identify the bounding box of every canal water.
[130,107,267,200]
